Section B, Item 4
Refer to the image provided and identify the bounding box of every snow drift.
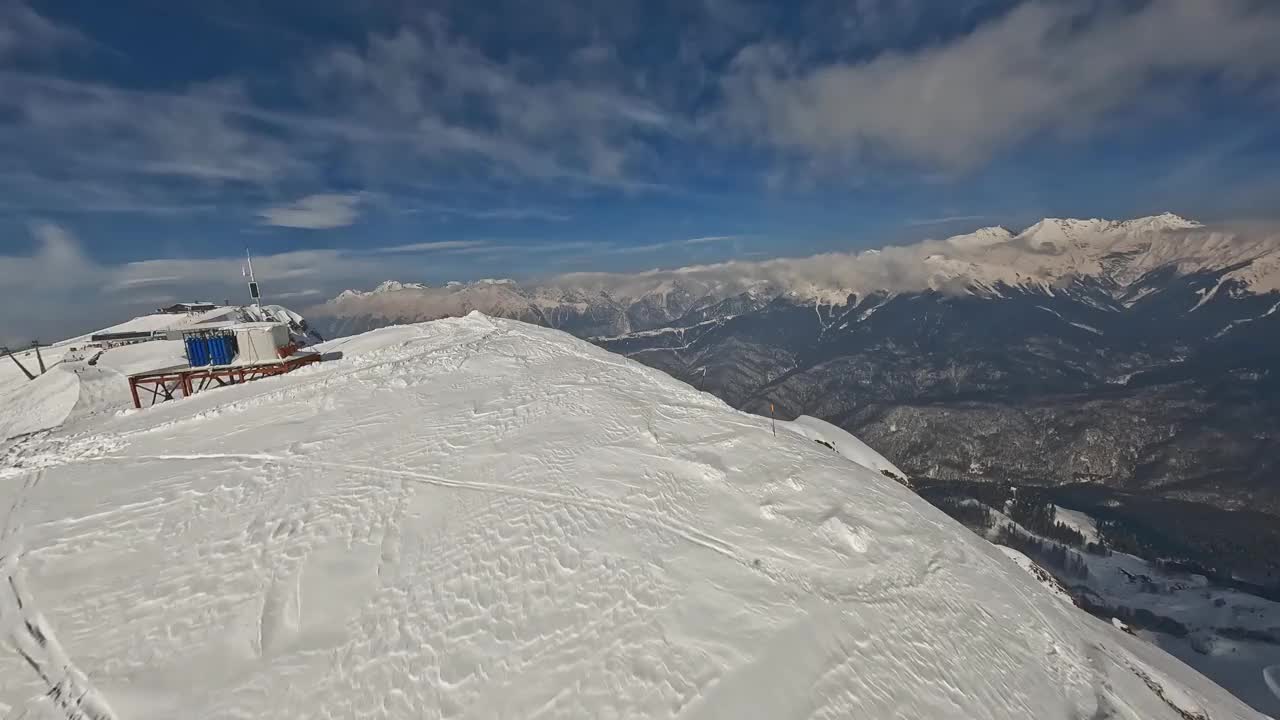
[0,313,1265,718]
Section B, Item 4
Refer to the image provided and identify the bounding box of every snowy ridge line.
[1095,642,1211,720]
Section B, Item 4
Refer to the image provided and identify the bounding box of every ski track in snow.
[0,313,1267,719]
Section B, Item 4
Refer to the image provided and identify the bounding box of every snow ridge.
[0,314,1264,718]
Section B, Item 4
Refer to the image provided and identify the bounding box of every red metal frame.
[127,353,321,409]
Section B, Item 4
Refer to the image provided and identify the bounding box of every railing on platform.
[127,353,320,409]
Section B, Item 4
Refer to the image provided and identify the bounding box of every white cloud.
[365,240,490,254]
[0,2,85,60]
[4,0,1278,224]
[477,208,571,222]
[0,223,99,345]
[906,215,989,227]
[721,0,1280,172]
[423,206,571,222]
[0,9,686,222]
[259,193,364,229]
[607,234,740,254]
[682,235,739,245]
[273,289,323,299]
[0,224,602,343]
[305,16,683,189]
[107,275,185,291]
[3,74,310,190]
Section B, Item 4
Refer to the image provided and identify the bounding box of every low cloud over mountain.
[311,214,1280,337]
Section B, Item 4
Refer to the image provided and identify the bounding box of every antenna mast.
[245,247,262,308]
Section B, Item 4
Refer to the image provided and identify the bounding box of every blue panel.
[185,333,239,366]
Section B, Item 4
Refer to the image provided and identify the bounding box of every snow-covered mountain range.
[310,213,1280,338]
[0,312,1267,718]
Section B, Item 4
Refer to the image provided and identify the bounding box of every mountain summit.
[0,313,1263,717]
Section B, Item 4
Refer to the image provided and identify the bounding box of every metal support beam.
[2,347,36,381]
[32,341,46,375]
[126,353,321,408]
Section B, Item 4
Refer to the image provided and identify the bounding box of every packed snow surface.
[0,314,1264,719]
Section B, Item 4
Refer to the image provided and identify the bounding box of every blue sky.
[2,0,1280,340]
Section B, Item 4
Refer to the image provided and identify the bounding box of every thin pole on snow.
[770,403,776,436]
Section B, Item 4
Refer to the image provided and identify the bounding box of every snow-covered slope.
[783,414,908,480]
[0,314,1263,718]
[0,363,81,444]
